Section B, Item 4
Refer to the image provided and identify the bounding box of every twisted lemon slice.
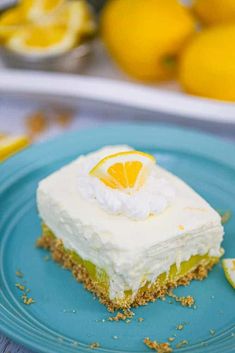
[89,151,155,192]
[222,259,235,289]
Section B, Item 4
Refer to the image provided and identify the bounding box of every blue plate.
[0,123,234,353]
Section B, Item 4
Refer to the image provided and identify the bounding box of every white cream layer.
[37,146,224,299]
[77,146,175,220]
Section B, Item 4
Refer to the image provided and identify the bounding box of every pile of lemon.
[101,0,235,102]
[0,0,95,56]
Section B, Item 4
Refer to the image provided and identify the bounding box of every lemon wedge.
[89,151,155,192]
[40,1,96,35]
[71,0,96,36]
[20,0,95,35]
[0,7,26,41]
[65,1,96,36]
[0,135,29,162]
[21,0,65,21]
[6,23,78,56]
[4,1,95,56]
[222,259,235,289]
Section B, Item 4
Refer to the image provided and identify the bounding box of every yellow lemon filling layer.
[41,224,219,299]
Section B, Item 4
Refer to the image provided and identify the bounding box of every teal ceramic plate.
[0,123,234,353]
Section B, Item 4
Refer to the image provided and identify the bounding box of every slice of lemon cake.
[36,145,224,311]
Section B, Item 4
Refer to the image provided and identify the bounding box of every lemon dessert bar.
[37,146,224,311]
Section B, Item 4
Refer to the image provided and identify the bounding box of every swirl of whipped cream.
[77,146,175,220]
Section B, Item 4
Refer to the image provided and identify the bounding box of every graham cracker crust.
[37,233,219,312]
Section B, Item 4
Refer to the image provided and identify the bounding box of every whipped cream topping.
[76,146,175,220]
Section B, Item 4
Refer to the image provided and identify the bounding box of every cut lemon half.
[0,135,29,162]
[6,23,77,56]
[89,151,156,192]
[1,1,95,52]
[222,259,235,289]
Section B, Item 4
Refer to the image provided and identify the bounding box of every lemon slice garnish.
[89,151,156,192]
[0,135,29,162]
[222,258,235,289]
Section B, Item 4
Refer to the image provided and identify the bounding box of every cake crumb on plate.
[168,291,195,307]
[15,283,25,291]
[15,270,24,278]
[176,324,185,331]
[108,310,134,321]
[89,342,100,349]
[210,329,216,336]
[175,340,188,348]
[144,337,172,353]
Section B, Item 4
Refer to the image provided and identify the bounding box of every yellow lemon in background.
[0,0,95,55]
[0,7,26,41]
[6,24,78,56]
[179,24,235,102]
[21,0,65,20]
[101,0,195,82]
[46,1,96,36]
[193,0,235,26]
[0,0,63,41]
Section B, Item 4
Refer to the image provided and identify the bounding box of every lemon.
[6,23,78,56]
[0,0,95,49]
[222,259,235,289]
[21,0,65,21]
[90,151,155,192]
[0,135,29,162]
[42,1,96,36]
[193,0,235,26]
[101,0,195,82]
[179,24,235,102]
[0,7,26,41]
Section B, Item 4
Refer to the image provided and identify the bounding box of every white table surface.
[0,95,235,353]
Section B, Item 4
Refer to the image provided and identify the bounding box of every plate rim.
[0,122,235,353]
[1,122,235,174]
[0,69,235,123]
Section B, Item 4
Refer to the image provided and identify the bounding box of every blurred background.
[0,0,235,159]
